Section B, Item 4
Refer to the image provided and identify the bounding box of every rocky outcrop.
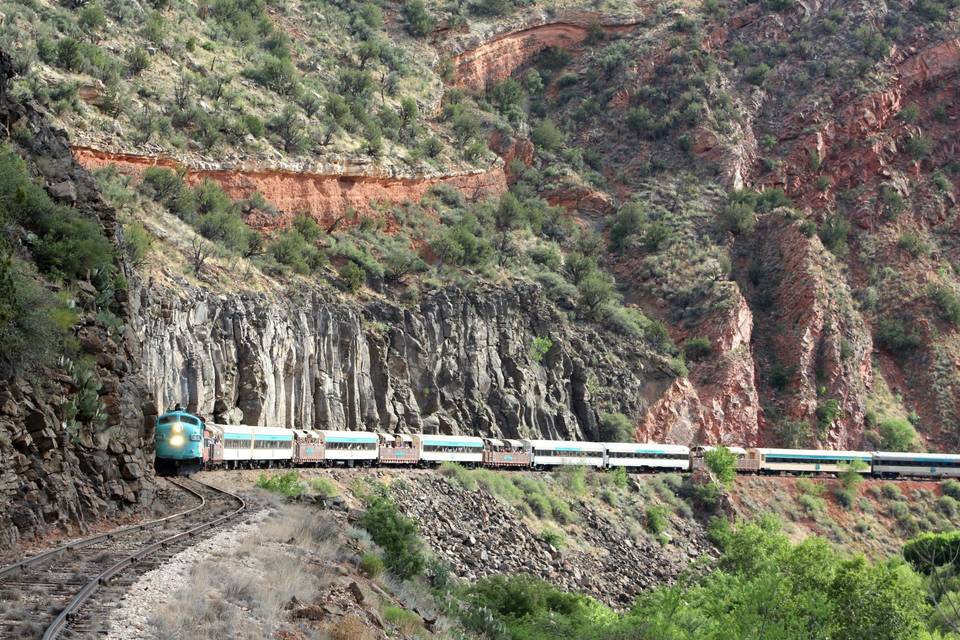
[72,147,507,228]
[739,213,873,447]
[449,11,643,90]
[637,289,761,446]
[136,280,673,438]
[388,474,715,607]
[0,53,154,550]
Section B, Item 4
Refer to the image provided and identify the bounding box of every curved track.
[0,478,245,639]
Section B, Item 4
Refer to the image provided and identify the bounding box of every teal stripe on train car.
[422,440,483,447]
[224,433,293,441]
[325,436,378,443]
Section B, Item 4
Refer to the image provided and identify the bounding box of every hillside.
[0,0,959,545]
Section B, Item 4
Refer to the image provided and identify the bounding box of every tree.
[609,202,645,249]
[531,119,564,152]
[684,336,712,361]
[340,261,365,292]
[704,447,737,488]
[452,110,480,145]
[359,496,425,579]
[402,0,435,37]
[190,238,214,276]
[357,39,382,70]
[489,78,523,113]
[577,272,615,315]
[269,106,306,154]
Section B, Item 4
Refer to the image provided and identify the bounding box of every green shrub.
[529,336,553,363]
[646,506,669,534]
[875,317,922,354]
[898,232,929,257]
[683,336,712,362]
[744,63,771,85]
[541,527,565,548]
[903,531,960,573]
[881,482,902,500]
[382,605,422,633]
[798,493,825,515]
[599,412,634,442]
[943,479,960,501]
[360,552,385,578]
[123,222,153,267]
[796,478,825,497]
[245,55,298,95]
[438,462,477,491]
[818,215,850,256]
[402,0,435,37]
[309,477,338,498]
[927,283,960,325]
[531,119,564,152]
[878,417,918,451]
[816,399,842,433]
[359,496,426,579]
[609,202,645,249]
[256,471,305,497]
[558,466,587,496]
[339,261,366,292]
[704,447,737,488]
[904,134,932,160]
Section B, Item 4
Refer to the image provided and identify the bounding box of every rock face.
[136,281,673,438]
[389,474,715,607]
[450,11,643,91]
[0,53,154,550]
[72,147,508,227]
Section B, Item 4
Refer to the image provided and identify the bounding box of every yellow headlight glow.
[169,434,185,447]
[172,423,183,433]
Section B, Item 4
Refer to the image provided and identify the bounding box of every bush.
[904,134,932,160]
[704,447,737,488]
[124,222,153,267]
[359,552,385,578]
[646,506,669,534]
[609,202,645,249]
[256,471,304,497]
[943,479,960,501]
[402,0,435,37]
[927,283,960,325]
[878,417,918,451]
[339,261,366,292]
[683,336,712,361]
[720,201,756,234]
[359,496,426,579]
[818,215,850,256]
[897,232,929,257]
[309,477,338,497]
[245,55,298,95]
[541,527,565,548]
[744,63,770,85]
[816,399,841,433]
[531,119,564,152]
[529,336,553,363]
[599,412,633,442]
[875,317,922,354]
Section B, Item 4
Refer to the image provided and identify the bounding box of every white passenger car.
[317,430,379,464]
[418,434,485,466]
[525,439,605,468]
[872,451,960,478]
[754,448,872,474]
[220,425,294,465]
[606,443,690,471]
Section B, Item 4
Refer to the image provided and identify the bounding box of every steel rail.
[41,479,245,640]
[0,478,207,580]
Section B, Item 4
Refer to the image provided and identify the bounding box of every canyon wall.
[0,55,155,549]
[449,12,642,91]
[135,280,674,440]
[72,147,507,229]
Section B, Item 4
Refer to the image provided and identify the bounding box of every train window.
[158,415,177,424]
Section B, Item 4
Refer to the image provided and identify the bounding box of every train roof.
[419,434,485,447]
[692,445,747,455]
[605,442,690,454]
[317,430,379,443]
[523,439,606,452]
[756,448,871,459]
[873,451,960,461]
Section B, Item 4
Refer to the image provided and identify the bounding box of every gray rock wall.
[136,281,672,440]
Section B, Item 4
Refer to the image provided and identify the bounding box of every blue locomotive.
[154,408,206,474]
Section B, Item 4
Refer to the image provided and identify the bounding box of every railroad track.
[0,477,245,639]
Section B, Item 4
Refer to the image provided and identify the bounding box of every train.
[153,409,960,478]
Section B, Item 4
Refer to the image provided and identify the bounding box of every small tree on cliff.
[704,447,737,488]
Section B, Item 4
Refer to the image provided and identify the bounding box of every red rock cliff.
[73,147,507,230]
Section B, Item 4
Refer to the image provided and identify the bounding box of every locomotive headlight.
[172,423,184,434]
[169,434,185,447]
